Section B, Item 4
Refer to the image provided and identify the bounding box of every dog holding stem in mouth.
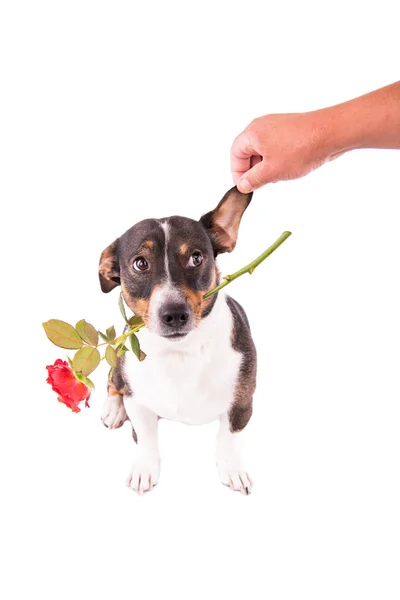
[99,186,257,495]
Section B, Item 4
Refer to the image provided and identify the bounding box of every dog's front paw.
[101,395,128,429]
[126,452,160,495]
[217,457,253,495]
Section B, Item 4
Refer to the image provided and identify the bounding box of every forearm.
[322,81,400,154]
[231,81,400,191]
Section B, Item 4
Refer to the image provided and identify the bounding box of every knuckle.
[233,131,255,156]
[230,136,241,154]
[231,131,246,152]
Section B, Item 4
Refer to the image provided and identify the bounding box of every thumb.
[237,161,273,193]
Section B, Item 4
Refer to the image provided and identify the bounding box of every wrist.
[316,103,361,158]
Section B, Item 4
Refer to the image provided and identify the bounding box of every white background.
[1,1,399,598]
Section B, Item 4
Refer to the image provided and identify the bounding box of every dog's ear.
[199,186,252,255]
[99,239,120,293]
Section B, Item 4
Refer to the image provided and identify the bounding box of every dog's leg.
[216,413,253,495]
[101,382,128,429]
[123,396,160,495]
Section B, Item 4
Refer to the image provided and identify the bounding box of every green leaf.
[117,344,129,358]
[128,316,144,327]
[106,326,116,342]
[72,346,101,376]
[67,356,73,368]
[99,331,108,342]
[75,372,95,390]
[76,319,99,346]
[43,320,83,349]
[105,345,118,368]
[130,333,140,360]
[118,293,128,323]
[108,367,114,382]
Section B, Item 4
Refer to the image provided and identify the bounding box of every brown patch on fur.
[137,240,154,252]
[99,239,120,292]
[209,224,237,253]
[179,243,189,255]
[184,266,218,322]
[106,380,128,429]
[200,266,218,317]
[130,297,151,318]
[121,282,154,325]
[184,287,203,321]
[107,381,125,397]
[201,294,215,318]
[200,187,252,255]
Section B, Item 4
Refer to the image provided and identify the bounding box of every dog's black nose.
[161,303,190,329]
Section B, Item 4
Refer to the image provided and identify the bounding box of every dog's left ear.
[99,239,120,293]
[199,186,252,254]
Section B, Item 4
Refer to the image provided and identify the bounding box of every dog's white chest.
[123,294,242,425]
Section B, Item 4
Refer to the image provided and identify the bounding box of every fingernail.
[238,178,252,193]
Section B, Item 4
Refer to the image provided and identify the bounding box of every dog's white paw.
[126,452,160,495]
[101,395,128,429]
[217,457,253,495]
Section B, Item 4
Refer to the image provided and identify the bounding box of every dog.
[98,186,257,495]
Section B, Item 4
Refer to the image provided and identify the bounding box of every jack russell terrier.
[99,186,257,495]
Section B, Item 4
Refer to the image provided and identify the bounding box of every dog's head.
[99,186,252,340]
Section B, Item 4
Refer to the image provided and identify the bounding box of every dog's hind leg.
[216,412,253,495]
[100,381,128,429]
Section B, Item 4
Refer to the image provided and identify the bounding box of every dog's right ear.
[99,239,120,293]
[199,186,252,255]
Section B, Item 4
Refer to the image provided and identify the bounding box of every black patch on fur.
[226,295,257,432]
[163,216,217,295]
[111,353,130,395]
[199,210,220,257]
[119,219,166,302]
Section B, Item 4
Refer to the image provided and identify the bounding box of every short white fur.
[147,220,187,336]
[124,291,240,425]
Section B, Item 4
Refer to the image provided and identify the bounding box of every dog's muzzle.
[158,301,193,339]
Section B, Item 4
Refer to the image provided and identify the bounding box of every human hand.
[231,111,343,192]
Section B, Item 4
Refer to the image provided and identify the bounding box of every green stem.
[124,324,145,338]
[203,231,292,300]
[96,323,145,348]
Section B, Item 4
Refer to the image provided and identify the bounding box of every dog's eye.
[133,257,149,272]
[188,251,203,268]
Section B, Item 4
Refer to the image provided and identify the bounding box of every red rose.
[46,359,91,413]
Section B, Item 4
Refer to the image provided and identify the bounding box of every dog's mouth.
[161,332,189,341]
